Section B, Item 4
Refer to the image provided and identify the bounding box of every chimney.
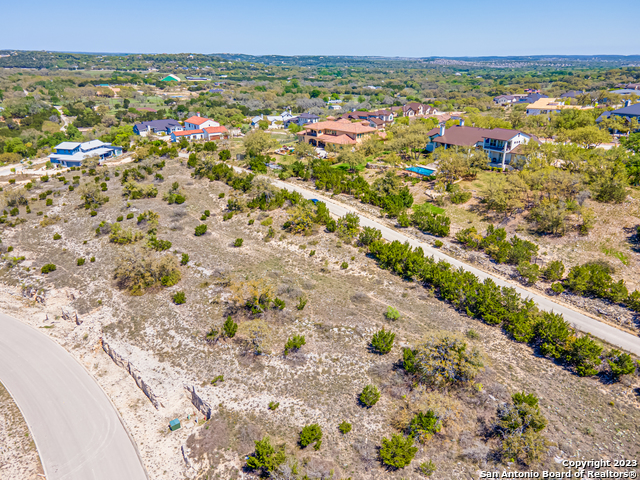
[439,124,445,136]
[624,100,631,107]
[196,112,201,117]
[459,119,465,127]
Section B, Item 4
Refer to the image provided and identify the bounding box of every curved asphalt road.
[0,313,148,480]
[271,178,640,356]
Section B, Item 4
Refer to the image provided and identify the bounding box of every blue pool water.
[406,166,435,176]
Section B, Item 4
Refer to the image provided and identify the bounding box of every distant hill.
[1,50,639,70]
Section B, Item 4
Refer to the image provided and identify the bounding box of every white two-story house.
[426,123,537,169]
[184,114,220,130]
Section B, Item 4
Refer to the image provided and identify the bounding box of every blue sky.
[2,0,639,57]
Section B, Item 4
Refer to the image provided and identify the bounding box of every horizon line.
[2,49,640,59]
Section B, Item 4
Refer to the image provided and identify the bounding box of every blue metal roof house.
[610,102,640,120]
[597,102,640,126]
[48,140,123,167]
[133,119,183,135]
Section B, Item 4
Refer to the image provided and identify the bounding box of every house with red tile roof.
[296,120,377,148]
[169,114,228,142]
[171,129,205,142]
[184,114,220,130]
[203,125,229,141]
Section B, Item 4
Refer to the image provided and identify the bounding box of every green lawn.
[332,162,366,172]
[275,155,298,166]
[412,203,445,215]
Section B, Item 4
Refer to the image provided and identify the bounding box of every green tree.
[565,261,628,303]
[299,423,322,448]
[358,136,384,157]
[288,123,304,133]
[436,149,473,185]
[41,263,57,274]
[338,149,364,172]
[620,132,640,154]
[223,316,238,338]
[371,328,395,354]
[379,434,418,469]
[606,349,635,379]
[543,260,565,282]
[244,129,278,156]
[385,306,401,321]
[172,291,186,304]
[517,262,540,285]
[483,174,527,216]
[338,421,352,434]
[497,392,548,466]
[337,212,360,240]
[560,126,611,149]
[294,141,316,159]
[286,203,315,234]
[359,384,380,407]
[219,149,231,161]
[536,312,572,359]
[246,436,285,473]
[413,335,484,387]
[409,410,441,443]
[284,335,306,355]
[594,163,628,203]
[529,200,567,236]
[564,334,602,377]
[203,141,217,152]
[359,226,382,247]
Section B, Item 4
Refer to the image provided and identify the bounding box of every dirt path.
[54,106,70,132]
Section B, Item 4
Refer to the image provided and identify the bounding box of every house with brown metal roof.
[367,117,386,129]
[427,122,537,168]
[296,120,377,148]
[340,111,372,121]
[390,103,436,117]
[340,109,395,125]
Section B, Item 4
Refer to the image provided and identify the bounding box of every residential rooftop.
[304,120,376,135]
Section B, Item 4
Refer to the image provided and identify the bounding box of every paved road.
[0,313,148,480]
[271,178,640,355]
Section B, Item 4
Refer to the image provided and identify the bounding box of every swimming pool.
[406,166,435,176]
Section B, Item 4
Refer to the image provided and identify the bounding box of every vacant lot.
[0,382,43,479]
[0,157,638,479]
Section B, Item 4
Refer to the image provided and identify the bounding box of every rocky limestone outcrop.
[21,286,45,304]
[184,385,212,420]
[61,307,81,325]
[101,338,163,409]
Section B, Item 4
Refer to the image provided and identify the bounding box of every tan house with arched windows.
[296,119,377,148]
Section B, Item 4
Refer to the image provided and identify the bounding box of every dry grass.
[1,158,639,479]
[0,382,43,479]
